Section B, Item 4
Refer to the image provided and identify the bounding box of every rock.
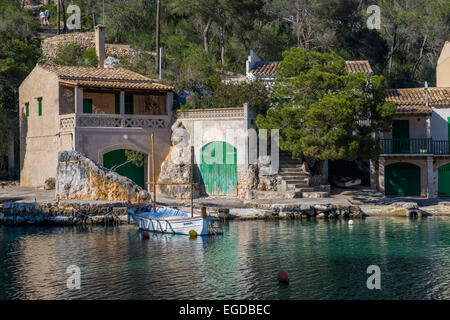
[158,122,200,199]
[56,151,150,203]
[392,202,419,210]
[44,177,56,190]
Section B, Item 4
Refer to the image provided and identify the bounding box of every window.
[83,98,93,113]
[25,103,29,117]
[37,98,42,116]
[125,94,134,115]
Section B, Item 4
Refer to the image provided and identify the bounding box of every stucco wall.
[19,66,62,187]
[437,41,450,88]
[383,115,428,139]
[83,92,115,114]
[431,108,450,140]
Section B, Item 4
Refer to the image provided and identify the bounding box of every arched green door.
[103,149,145,188]
[438,163,450,196]
[385,162,420,196]
[200,141,237,196]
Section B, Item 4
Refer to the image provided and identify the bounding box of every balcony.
[60,113,170,131]
[379,138,450,155]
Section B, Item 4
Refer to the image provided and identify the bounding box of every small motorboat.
[128,206,221,236]
[332,176,362,188]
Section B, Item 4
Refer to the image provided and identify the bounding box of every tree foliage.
[257,48,396,167]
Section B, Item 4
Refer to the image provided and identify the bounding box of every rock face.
[56,151,150,203]
[157,122,200,199]
[44,177,56,190]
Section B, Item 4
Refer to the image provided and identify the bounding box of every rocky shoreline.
[1,198,446,226]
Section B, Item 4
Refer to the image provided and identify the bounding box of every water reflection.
[0,217,448,300]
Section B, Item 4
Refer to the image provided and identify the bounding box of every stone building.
[19,26,174,190]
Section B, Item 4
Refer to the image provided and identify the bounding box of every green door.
[200,141,237,196]
[103,149,145,188]
[392,120,410,153]
[438,163,450,196]
[385,162,420,196]
[83,98,93,113]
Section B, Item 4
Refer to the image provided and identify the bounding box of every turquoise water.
[0,217,449,300]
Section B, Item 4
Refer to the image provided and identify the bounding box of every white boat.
[332,176,362,188]
[128,206,220,236]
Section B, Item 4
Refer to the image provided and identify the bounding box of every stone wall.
[56,150,150,203]
[41,32,139,60]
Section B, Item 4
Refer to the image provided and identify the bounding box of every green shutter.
[25,103,29,117]
[38,98,42,116]
[392,120,410,153]
[83,99,93,113]
[115,93,120,114]
[125,94,134,115]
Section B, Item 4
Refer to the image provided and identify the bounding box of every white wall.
[431,108,450,140]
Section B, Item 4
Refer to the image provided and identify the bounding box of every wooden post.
[152,134,156,213]
[155,0,160,75]
[57,0,60,34]
[190,145,194,217]
[201,207,207,219]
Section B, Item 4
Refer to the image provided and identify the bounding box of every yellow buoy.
[189,230,198,237]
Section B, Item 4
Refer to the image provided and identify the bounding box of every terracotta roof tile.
[39,63,173,91]
[385,87,450,114]
[250,60,373,76]
[250,61,280,76]
[345,60,373,75]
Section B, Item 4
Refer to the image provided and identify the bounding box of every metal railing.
[379,138,450,155]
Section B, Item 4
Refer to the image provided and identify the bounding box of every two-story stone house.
[19,26,174,189]
[378,39,450,198]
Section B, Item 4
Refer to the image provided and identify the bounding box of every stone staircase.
[278,151,312,197]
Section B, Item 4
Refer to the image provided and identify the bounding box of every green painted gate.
[385,162,420,196]
[103,149,145,188]
[200,141,237,196]
[392,120,410,153]
[438,163,450,196]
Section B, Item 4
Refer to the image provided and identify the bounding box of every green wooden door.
[385,162,420,196]
[103,149,145,188]
[438,163,450,196]
[392,120,410,153]
[200,141,237,196]
[83,98,93,113]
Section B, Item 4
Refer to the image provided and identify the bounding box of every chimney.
[95,25,105,68]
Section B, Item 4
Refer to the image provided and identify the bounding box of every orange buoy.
[142,231,150,239]
[277,270,290,283]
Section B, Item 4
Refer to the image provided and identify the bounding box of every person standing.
[44,9,50,26]
[39,11,46,26]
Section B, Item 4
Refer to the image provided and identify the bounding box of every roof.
[345,60,373,75]
[249,60,373,77]
[250,61,280,77]
[385,87,450,114]
[39,63,173,91]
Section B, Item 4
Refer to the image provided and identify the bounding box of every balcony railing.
[60,113,169,131]
[379,138,450,155]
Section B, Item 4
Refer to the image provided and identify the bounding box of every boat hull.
[130,213,210,236]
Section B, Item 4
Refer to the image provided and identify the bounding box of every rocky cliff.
[56,151,150,203]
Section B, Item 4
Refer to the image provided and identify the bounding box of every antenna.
[425,81,429,107]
